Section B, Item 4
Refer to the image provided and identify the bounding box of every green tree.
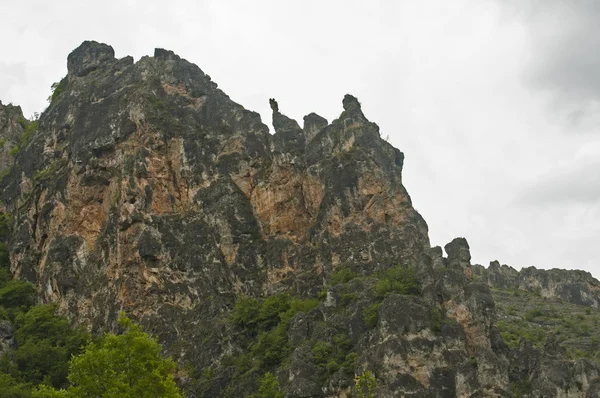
[0,373,33,397]
[12,304,88,388]
[62,313,182,397]
[0,280,37,319]
[251,372,283,398]
[354,370,377,398]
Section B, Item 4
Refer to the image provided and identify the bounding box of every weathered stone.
[474,261,600,308]
[67,41,116,77]
[1,40,599,397]
[0,320,15,356]
[0,101,25,172]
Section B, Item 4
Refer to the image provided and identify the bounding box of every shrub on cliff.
[375,265,420,298]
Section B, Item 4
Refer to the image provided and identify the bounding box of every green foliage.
[259,294,293,331]
[317,287,327,301]
[340,293,356,306]
[48,82,65,104]
[0,243,12,289]
[33,159,68,184]
[497,319,546,349]
[9,146,20,157]
[0,212,11,242]
[251,325,290,369]
[0,280,37,318]
[61,313,182,397]
[232,297,262,331]
[329,267,358,285]
[17,117,28,130]
[11,305,88,388]
[231,294,319,371]
[494,286,600,361]
[363,303,381,329]
[354,370,377,398]
[251,372,283,398]
[524,308,544,322]
[0,373,34,397]
[430,307,442,332]
[10,120,38,157]
[0,138,5,149]
[375,265,420,298]
[0,168,10,181]
[469,356,478,368]
[511,380,532,397]
[311,334,355,382]
[32,384,67,397]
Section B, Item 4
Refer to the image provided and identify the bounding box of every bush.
[0,243,11,289]
[431,307,442,332]
[329,267,357,285]
[251,372,282,398]
[354,370,377,398]
[375,266,420,298]
[525,308,544,322]
[48,82,65,104]
[10,120,38,157]
[0,213,11,242]
[0,373,33,398]
[232,294,319,369]
[232,297,261,331]
[10,304,89,388]
[312,334,355,382]
[363,303,381,329]
[0,280,37,316]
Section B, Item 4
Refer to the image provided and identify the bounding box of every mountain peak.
[67,40,116,77]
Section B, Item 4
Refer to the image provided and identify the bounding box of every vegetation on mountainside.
[493,287,600,362]
[195,265,420,396]
[355,370,377,398]
[0,212,182,397]
[10,118,38,157]
[48,81,65,105]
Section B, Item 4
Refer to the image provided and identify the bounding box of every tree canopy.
[34,313,182,398]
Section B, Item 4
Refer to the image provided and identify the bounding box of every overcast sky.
[1,0,599,277]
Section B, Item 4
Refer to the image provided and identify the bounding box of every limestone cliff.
[0,41,599,397]
[473,262,600,308]
[0,101,25,173]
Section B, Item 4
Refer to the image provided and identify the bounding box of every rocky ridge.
[473,262,600,309]
[0,101,25,173]
[0,40,599,397]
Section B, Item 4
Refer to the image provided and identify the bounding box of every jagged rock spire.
[269,98,279,113]
[302,112,327,142]
[269,98,304,154]
[67,41,116,77]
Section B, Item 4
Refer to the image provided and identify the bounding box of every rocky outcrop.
[0,40,430,391]
[0,41,598,397]
[0,101,26,172]
[0,320,15,356]
[473,262,600,308]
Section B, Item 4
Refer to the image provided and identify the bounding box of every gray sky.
[1,0,599,277]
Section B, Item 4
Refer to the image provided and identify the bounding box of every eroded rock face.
[0,320,15,356]
[0,40,429,383]
[0,101,26,172]
[0,41,597,397]
[473,262,600,308]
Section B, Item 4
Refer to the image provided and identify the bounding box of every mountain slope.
[0,41,599,397]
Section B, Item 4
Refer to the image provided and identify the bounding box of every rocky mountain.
[473,262,600,308]
[1,40,599,397]
[0,101,26,173]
